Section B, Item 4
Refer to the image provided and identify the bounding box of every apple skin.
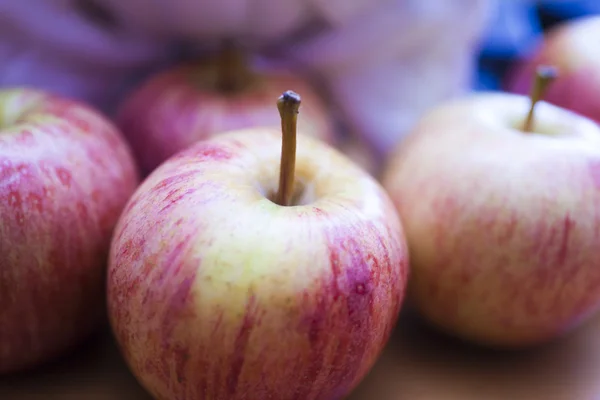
[506,15,600,124]
[116,60,338,176]
[0,88,140,374]
[381,92,600,348]
[107,128,408,400]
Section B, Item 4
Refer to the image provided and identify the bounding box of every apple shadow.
[0,323,150,399]
[350,303,600,399]
[0,326,108,381]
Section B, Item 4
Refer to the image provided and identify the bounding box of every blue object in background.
[541,0,600,18]
[480,1,543,60]
[474,0,600,90]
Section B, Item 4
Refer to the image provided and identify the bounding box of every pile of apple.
[0,42,408,400]
[1,16,600,399]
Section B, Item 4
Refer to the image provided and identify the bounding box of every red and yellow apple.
[107,91,408,399]
[116,45,337,176]
[506,15,600,123]
[382,70,600,348]
[0,88,139,374]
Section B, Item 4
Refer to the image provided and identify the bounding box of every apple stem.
[217,39,247,93]
[275,91,301,207]
[523,65,558,132]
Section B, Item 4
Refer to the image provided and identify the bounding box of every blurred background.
[3,0,600,158]
[477,0,600,90]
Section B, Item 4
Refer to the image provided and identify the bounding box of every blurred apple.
[0,88,139,374]
[108,91,408,399]
[506,15,600,124]
[116,43,337,176]
[382,68,600,348]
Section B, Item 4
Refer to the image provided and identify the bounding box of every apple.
[116,42,338,176]
[506,15,600,124]
[107,90,408,399]
[0,87,139,374]
[381,67,600,348]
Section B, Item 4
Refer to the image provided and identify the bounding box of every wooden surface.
[2,307,600,400]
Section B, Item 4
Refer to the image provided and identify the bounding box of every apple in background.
[107,91,408,399]
[0,88,139,374]
[116,42,338,176]
[506,15,600,124]
[382,67,600,348]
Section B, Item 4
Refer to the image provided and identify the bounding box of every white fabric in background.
[0,0,495,154]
